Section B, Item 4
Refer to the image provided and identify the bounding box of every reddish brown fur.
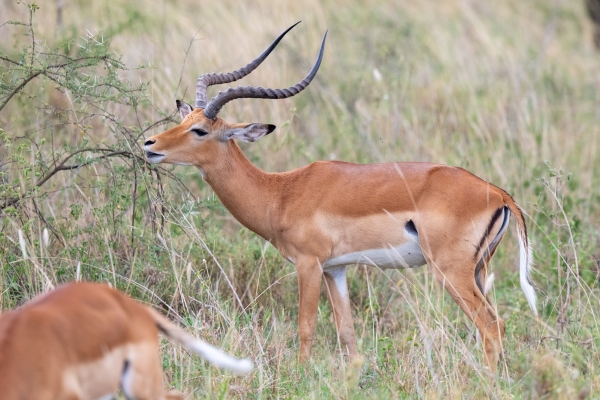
[1,283,182,399]
[144,107,531,373]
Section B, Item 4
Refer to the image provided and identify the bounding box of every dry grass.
[1,0,600,398]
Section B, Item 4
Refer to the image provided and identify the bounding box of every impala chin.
[145,150,165,163]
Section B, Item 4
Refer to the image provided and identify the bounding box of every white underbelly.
[323,241,427,269]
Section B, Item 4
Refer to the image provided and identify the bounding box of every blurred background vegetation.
[1,0,599,398]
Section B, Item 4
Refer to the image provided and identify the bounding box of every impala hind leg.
[323,266,359,362]
[121,343,182,400]
[431,263,505,373]
[296,259,324,363]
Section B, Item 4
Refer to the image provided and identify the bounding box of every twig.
[0,70,43,112]
[540,336,593,347]
[0,55,23,66]
[36,149,129,187]
[175,28,203,99]
[131,162,137,247]
[1,150,131,210]
[137,115,176,141]
[31,199,65,247]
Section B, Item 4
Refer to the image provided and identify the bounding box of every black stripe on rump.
[474,206,509,295]
[473,207,504,261]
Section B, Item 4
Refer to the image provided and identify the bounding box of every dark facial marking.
[191,128,209,137]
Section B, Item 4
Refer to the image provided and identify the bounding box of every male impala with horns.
[144,23,537,374]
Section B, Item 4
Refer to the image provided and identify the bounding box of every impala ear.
[223,124,276,143]
[176,100,194,120]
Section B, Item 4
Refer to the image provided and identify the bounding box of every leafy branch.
[0,2,195,251]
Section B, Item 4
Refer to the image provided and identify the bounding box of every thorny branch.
[0,146,188,210]
[0,70,43,111]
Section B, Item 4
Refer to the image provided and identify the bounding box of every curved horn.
[203,31,327,120]
[195,22,301,109]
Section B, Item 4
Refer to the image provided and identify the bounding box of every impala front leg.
[296,258,324,363]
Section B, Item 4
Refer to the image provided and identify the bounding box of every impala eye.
[191,128,208,137]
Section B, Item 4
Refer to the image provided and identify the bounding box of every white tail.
[149,309,254,374]
[188,340,254,373]
[518,227,537,316]
[503,196,537,316]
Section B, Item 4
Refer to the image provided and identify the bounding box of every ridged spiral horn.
[203,31,327,120]
[195,22,301,109]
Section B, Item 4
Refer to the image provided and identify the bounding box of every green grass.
[1,0,600,398]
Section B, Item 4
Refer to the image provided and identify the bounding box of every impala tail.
[148,309,254,374]
[503,193,537,316]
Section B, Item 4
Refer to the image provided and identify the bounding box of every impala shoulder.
[307,159,355,170]
[278,160,346,182]
[423,164,487,183]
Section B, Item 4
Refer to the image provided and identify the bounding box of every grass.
[1,0,600,398]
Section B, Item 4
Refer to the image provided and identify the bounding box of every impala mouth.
[145,150,165,163]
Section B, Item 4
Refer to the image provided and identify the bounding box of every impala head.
[143,103,277,166]
[144,22,327,167]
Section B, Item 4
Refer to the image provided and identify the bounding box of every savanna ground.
[1,0,599,398]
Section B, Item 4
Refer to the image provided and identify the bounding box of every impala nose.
[144,139,156,146]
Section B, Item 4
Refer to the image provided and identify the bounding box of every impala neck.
[200,141,278,241]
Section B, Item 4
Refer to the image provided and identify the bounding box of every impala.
[0,282,252,399]
[144,23,537,373]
